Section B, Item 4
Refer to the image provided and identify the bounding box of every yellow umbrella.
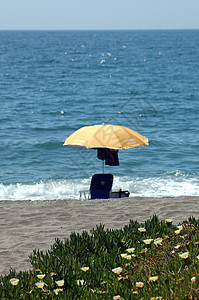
[63,124,148,149]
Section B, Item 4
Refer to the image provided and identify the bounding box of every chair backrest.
[90,174,113,199]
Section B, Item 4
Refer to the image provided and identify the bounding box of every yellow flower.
[175,225,183,234]
[177,225,183,230]
[138,227,146,233]
[179,252,189,259]
[35,281,45,289]
[149,276,158,282]
[10,278,19,286]
[197,255,199,260]
[154,238,163,246]
[165,219,173,223]
[37,274,45,280]
[53,288,63,295]
[174,229,182,235]
[77,280,84,286]
[126,247,135,253]
[136,281,144,288]
[55,280,64,287]
[143,239,153,245]
[81,267,89,272]
[121,253,127,258]
[112,267,123,274]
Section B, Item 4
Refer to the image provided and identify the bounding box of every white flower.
[177,225,183,230]
[55,280,64,287]
[77,280,84,286]
[179,252,189,259]
[121,253,127,258]
[10,278,19,286]
[148,276,158,282]
[154,238,163,246]
[112,267,123,274]
[125,255,132,260]
[136,281,144,288]
[143,239,153,245]
[126,248,135,253]
[54,288,63,295]
[35,281,45,289]
[138,227,146,232]
[191,277,196,283]
[113,296,121,300]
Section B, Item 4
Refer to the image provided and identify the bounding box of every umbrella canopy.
[63,124,148,149]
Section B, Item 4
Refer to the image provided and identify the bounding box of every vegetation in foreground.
[0,216,199,299]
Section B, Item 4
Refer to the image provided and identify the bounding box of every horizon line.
[0,28,199,31]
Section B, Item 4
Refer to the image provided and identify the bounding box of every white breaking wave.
[0,172,199,201]
[0,179,90,201]
[113,175,199,198]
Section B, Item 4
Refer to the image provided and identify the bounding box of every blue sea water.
[0,30,199,200]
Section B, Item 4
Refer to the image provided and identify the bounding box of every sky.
[0,0,199,30]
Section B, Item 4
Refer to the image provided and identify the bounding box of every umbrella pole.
[102,160,104,173]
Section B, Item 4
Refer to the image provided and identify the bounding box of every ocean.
[0,30,199,200]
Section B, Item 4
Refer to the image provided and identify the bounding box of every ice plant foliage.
[1,216,199,299]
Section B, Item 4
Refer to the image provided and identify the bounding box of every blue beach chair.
[79,173,130,200]
[90,174,113,199]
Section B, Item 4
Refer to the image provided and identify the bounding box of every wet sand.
[0,196,198,276]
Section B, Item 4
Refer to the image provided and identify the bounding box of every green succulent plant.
[0,216,198,299]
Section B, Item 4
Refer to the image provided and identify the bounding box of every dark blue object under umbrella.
[97,148,119,173]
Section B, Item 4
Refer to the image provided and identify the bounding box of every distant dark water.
[0,30,199,200]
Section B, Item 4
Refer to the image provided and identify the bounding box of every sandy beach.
[0,196,199,276]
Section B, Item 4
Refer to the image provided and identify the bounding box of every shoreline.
[1,196,199,276]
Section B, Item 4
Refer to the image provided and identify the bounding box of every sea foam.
[0,173,199,201]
